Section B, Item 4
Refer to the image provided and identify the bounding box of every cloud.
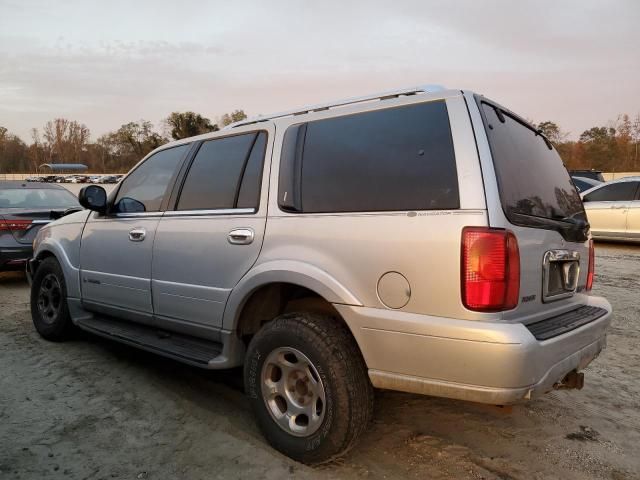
[0,0,638,142]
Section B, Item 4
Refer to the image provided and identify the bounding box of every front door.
[80,144,191,322]
[152,128,272,330]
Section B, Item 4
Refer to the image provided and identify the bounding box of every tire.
[30,256,75,341]
[244,312,374,464]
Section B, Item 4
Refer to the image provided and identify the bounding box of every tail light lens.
[586,239,594,291]
[0,219,32,232]
[461,227,520,312]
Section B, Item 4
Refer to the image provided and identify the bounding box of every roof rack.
[224,84,447,129]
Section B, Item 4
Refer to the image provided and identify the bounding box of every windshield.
[479,99,587,229]
[0,188,80,209]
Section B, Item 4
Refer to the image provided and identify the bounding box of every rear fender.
[222,260,362,331]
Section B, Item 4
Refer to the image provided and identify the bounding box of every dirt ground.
[1,243,639,480]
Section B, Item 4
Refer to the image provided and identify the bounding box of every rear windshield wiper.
[512,212,588,230]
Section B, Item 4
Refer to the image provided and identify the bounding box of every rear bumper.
[0,245,32,272]
[335,296,612,405]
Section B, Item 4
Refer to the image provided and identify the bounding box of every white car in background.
[581,177,640,242]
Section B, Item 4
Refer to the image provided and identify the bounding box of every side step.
[76,316,224,367]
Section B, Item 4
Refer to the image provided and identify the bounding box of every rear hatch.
[476,97,591,323]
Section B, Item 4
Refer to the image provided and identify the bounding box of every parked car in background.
[581,177,640,242]
[67,175,88,184]
[100,175,119,184]
[89,175,103,183]
[28,86,611,463]
[0,182,81,271]
[572,176,602,193]
[569,169,605,182]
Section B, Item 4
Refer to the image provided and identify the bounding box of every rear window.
[583,182,639,202]
[177,131,267,211]
[480,100,587,228]
[279,101,459,213]
[0,188,79,209]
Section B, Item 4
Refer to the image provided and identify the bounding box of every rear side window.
[279,101,459,213]
[584,182,639,202]
[177,132,267,211]
[115,144,189,213]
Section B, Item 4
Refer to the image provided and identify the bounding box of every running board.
[76,316,224,367]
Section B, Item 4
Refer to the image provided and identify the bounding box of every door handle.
[129,227,146,242]
[610,205,625,209]
[228,228,254,245]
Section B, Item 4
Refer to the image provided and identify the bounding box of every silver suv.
[29,85,612,463]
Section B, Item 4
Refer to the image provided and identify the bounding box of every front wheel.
[244,312,374,464]
[30,257,75,341]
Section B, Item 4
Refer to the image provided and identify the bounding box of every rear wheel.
[244,312,373,464]
[30,257,75,341]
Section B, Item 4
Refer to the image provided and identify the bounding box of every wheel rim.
[37,273,63,325]
[260,347,326,437]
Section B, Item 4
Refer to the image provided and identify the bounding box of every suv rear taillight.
[586,239,594,291]
[0,219,32,232]
[461,227,520,312]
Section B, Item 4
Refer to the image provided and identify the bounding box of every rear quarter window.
[279,100,459,213]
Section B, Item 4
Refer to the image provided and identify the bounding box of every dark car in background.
[569,169,605,182]
[572,176,602,193]
[0,182,81,271]
[100,175,119,184]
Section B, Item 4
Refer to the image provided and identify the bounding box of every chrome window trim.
[114,212,164,218]
[164,208,256,217]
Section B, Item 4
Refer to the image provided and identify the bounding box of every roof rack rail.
[224,84,447,129]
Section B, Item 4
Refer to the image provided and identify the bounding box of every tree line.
[536,114,640,172]
[1,110,639,174]
[0,109,247,174]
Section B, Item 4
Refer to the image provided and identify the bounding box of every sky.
[1,0,638,142]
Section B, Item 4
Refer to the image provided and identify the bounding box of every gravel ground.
[0,242,639,480]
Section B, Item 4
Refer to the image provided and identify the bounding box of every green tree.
[166,112,218,140]
[0,126,29,173]
[579,126,618,171]
[219,109,247,127]
[536,121,566,145]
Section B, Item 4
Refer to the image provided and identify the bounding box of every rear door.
[475,97,592,321]
[581,182,638,237]
[151,127,272,331]
[80,144,190,322]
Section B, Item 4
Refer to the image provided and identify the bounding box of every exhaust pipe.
[553,370,584,390]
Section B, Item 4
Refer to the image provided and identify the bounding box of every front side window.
[114,145,189,213]
[278,100,459,213]
[584,182,639,202]
[177,131,267,211]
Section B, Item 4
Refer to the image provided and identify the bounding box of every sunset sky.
[1,0,638,141]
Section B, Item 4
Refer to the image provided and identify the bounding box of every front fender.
[222,260,362,331]
[33,215,86,298]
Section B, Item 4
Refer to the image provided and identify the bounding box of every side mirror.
[78,185,107,214]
